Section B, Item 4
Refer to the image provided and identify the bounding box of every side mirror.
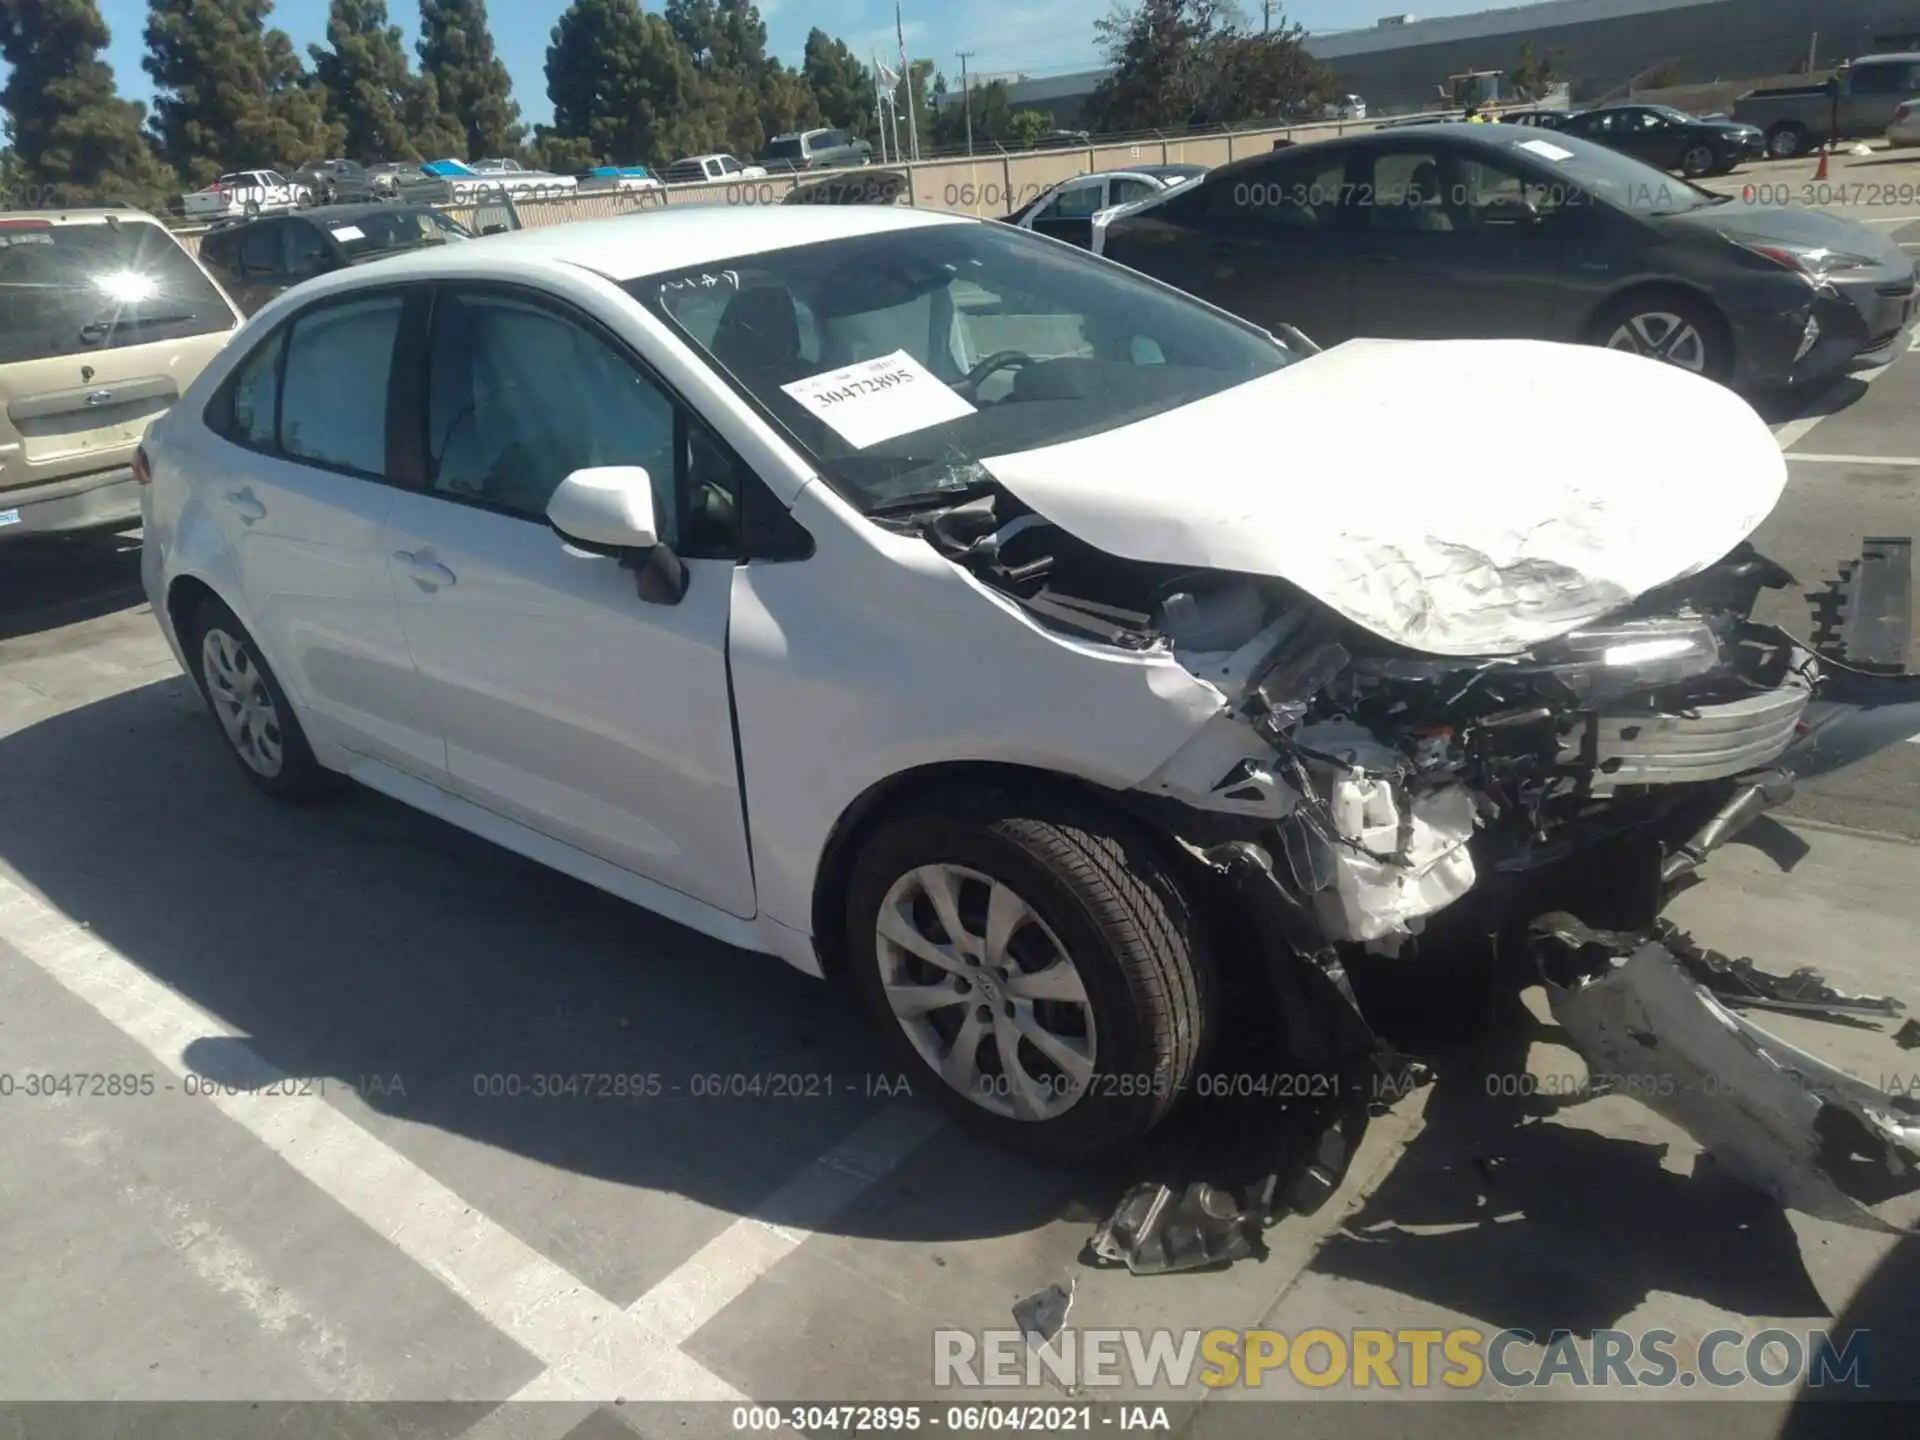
[482,224,507,235]
[545,466,688,605]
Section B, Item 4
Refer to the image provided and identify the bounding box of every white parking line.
[0,874,738,1404]
[1783,453,1920,466]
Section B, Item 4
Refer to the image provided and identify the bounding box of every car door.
[1028,178,1108,248]
[1618,109,1688,169]
[206,287,446,779]
[1344,142,1569,341]
[379,283,755,918]
[1132,146,1359,345]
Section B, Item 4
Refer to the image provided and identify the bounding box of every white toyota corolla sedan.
[139,203,1920,1203]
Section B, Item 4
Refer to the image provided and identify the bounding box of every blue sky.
[76,0,1535,125]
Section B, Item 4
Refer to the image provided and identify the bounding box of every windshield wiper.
[866,475,999,516]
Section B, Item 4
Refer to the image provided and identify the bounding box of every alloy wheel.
[1605,311,1709,373]
[874,863,1096,1122]
[1682,144,1716,177]
[201,628,284,777]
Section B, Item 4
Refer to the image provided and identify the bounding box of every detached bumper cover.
[1535,916,1920,1232]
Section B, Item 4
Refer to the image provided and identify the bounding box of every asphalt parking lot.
[4,150,1920,1439]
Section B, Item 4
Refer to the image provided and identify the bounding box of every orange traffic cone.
[1814,142,1830,181]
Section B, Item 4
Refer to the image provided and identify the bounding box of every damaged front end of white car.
[901,351,1920,1270]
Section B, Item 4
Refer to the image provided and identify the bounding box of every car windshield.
[765,138,804,161]
[0,219,234,363]
[627,221,1295,513]
[331,209,473,258]
[1496,130,1722,215]
[1647,105,1698,123]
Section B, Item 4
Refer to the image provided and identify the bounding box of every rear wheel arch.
[165,574,225,654]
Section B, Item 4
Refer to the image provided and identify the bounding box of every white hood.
[981,339,1788,656]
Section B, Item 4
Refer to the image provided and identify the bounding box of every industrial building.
[983,0,1920,125]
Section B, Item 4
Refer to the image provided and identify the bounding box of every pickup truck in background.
[1733,53,1920,157]
[179,170,310,221]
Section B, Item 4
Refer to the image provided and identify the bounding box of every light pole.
[957,50,976,155]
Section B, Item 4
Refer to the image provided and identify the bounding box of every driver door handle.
[394,550,457,591]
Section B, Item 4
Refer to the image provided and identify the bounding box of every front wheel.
[1680,142,1719,178]
[845,788,1215,1158]
[1590,292,1730,382]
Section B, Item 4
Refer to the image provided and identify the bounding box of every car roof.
[0,207,165,225]
[1855,52,1920,64]
[300,203,968,285]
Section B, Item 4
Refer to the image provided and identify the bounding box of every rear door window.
[278,293,405,475]
[0,219,235,363]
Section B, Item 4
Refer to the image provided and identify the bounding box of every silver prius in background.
[137,205,1920,1230]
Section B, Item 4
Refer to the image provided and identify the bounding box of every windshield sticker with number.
[779,350,977,449]
[1517,139,1575,162]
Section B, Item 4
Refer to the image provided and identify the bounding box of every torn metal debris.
[1011,1279,1074,1347]
[1089,1179,1268,1276]
[1531,913,1920,1232]
[1658,921,1907,1020]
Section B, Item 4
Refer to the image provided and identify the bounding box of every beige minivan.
[0,208,242,541]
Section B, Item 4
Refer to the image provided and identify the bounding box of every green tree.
[1006,108,1054,149]
[933,78,1015,151]
[1513,41,1570,101]
[418,0,524,160]
[144,0,338,185]
[801,28,874,140]
[310,0,420,161]
[1,0,176,207]
[545,0,708,166]
[1088,0,1328,131]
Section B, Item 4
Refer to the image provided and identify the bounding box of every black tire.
[845,786,1215,1159]
[1680,142,1718,178]
[1766,122,1810,160]
[182,596,334,802]
[1587,289,1731,383]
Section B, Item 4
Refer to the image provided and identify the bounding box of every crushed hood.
[981,339,1788,656]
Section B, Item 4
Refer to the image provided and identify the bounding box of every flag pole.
[897,0,920,162]
[873,53,890,164]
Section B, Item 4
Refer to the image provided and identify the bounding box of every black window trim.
[398,277,781,560]
[201,281,422,491]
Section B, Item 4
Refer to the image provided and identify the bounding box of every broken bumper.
[1533,915,1920,1231]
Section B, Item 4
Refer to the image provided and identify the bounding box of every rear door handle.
[226,488,266,522]
[394,550,457,591]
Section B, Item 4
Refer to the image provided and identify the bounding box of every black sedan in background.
[196,203,475,314]
[1556,104,1766,177]
[1094,126,1915,392]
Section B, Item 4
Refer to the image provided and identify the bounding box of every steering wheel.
[957,349,1037,398]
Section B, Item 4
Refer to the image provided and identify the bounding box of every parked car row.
[1089,125,1915,391]
[122,200,1920,1218]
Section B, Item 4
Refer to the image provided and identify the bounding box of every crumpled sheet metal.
[1546,936,1920,1233]
[981,338,1787,656]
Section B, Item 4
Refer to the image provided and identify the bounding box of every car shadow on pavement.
[0,534,146,642]
[0,675,1125,1251]
[1311,968,1834,1336]
[0,676,1866,1299]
